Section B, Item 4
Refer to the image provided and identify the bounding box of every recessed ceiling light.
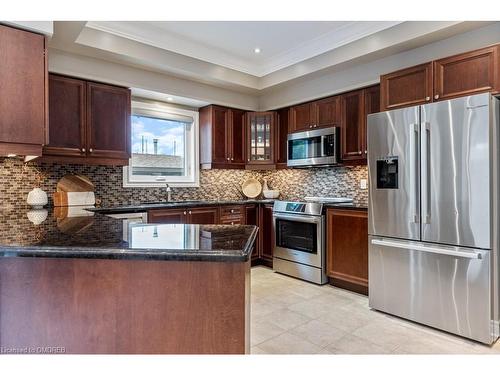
[254,47,261,54]
[167,97,174,101]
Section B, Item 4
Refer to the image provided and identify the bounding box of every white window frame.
[123,100,200,188]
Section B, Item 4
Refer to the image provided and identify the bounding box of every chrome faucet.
[165,183,172,202]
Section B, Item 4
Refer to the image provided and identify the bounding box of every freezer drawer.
[369,236,495,344]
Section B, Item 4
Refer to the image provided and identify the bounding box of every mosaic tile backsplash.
[0,158,368,209]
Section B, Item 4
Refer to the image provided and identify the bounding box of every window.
[123,101,199,187]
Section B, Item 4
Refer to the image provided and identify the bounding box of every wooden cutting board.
[56,174,94,192]
[53,174,96,207]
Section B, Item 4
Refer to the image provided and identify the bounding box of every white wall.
[48,49,260,110]
[258,22,500,110]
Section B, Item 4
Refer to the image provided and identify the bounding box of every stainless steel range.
[272,197,353,284]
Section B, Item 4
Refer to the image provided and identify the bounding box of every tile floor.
[250,266,500,354]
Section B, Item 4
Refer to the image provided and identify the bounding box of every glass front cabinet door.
[246,112,276,167]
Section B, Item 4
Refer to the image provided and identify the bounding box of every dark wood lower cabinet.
[326,208,368,295]
[148,208,186,224]
[244,205,260,262]
[259,204,274,266]
[148,207,218,224]
[0,257,250,354]
[147,204,273,267]
[188,207,219,224]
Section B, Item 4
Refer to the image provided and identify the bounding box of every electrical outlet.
[360,179,368,190]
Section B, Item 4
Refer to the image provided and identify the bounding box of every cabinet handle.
[309,125,313,128]
[189,210,192,215]
[231,158,234,161]
[231,222,234,225]
[425,96,430,101]
[230,209,235,213]
[434,94,440,100]
[89,148,93,153]
[81,148,86,153]
[358,151,362,155]
[365,150,367,154]
[183,211,187,215]
[227,157,230,161]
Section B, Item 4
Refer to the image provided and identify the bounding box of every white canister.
[27,188,48,208]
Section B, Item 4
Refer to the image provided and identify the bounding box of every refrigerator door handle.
[421,121,431,224]
[370,238,482,259]
[411,123,420,223]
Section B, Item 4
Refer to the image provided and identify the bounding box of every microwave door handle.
[321,135,326,156]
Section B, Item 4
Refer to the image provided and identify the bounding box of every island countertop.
[0,207,258,262]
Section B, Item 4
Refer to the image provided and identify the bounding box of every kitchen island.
[0,208,257,354]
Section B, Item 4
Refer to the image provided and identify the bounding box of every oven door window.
[276,218,317,254]
[288,136,322,160]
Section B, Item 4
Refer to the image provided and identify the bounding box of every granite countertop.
[0,207,258,262]
[322,202,368,210]
[88,199,277,214]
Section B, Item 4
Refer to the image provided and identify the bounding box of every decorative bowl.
[241,178,262,199]
[263,190,280,199]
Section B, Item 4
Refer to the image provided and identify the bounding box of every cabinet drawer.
[220,205,244,219]
[220,218,243,225]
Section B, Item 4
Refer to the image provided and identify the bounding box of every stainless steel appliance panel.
[369,236,493,344]
[367,106,421,240]
[287,127,339,167]
[273,257,327,284]
[421,94,491,249]
[273,213,323,268]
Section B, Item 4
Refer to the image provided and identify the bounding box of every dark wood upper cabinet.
[362,85,381,156]
[229,109,246,166]
[275,107,289,168]
[433,46,499,101]
[45,74,86,157]
[43,77,131,165]
[0,25,47,157]
[380,62,433,111]
[212,106,230,164]
[199,105,246,169]
[87,82,131,160]
[313,96,341,129]
[289,102,313,133]
[326,208,368,295]
[341,89,365,162]
[290,96,341,133]
[246,112,275,169]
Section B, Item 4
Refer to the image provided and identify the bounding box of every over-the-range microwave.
[287,127,340,168]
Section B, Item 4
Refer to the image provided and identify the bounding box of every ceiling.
[85,21,401,77]
[47,21,494,108]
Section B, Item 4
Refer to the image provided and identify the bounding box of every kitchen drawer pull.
[81,148,86,153]
[371,239,481,259]
[183,211,187,215]
[89,148,93,153]
[188,210,192,215]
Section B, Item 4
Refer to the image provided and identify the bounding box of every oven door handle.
[273,213,323,224]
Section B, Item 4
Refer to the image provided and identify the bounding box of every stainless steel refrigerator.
[367,93,500,344]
